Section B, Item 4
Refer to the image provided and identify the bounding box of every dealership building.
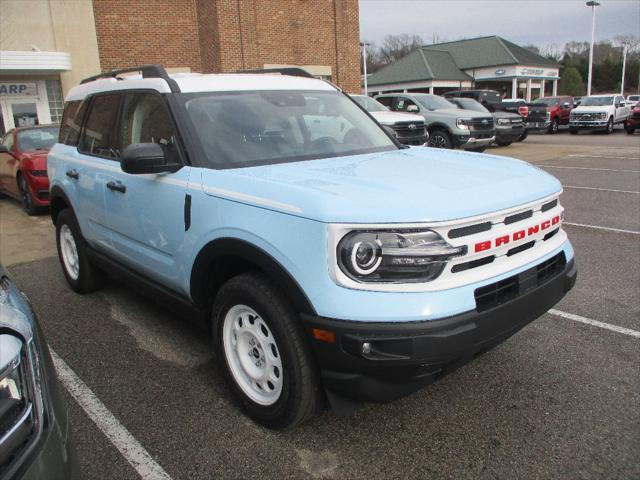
[0,0,359,135]
[365,36,560,101]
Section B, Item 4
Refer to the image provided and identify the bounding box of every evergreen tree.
[559,67,585,96]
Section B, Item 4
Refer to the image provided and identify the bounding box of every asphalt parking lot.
[1,129,639,479]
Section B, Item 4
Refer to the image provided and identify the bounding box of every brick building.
[0,0,360,135]
[92,0,361,92]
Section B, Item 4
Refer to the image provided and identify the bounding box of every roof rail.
[234,67,314,78]
[80,64,181,93]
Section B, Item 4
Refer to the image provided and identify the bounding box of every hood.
[573,105,612,113]
[432,108,488,119]
[202,148,562,223]
[369,110,424,125]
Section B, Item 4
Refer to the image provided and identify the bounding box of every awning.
[0,51,72,74]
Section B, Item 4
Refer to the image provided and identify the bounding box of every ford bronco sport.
[48,65,576,429]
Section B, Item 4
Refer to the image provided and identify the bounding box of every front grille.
[572,112,605,121]
[451,255,495,273]
[37,190,49,200]
[474,252,566,312]
[468,117,494,130]
[448,221,492,239]
[392,122,426,135]
[505,210,533,225]
[507,240,535,256]
[541,199,557,212]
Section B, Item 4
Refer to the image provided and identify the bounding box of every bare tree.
[613,34,640,53]
[378,34,424,65]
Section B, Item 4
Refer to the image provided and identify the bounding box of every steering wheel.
[310,136,340,151]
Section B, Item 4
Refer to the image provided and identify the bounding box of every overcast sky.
[359,0,640,48]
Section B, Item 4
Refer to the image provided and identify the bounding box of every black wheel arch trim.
[190,238,317,316]
[49,185,74,224]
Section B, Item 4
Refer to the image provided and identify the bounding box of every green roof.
[367,49,472,86]
[367,36,558,87]
[425,36,559,69]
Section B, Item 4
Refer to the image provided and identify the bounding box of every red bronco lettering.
[474,215,560,253]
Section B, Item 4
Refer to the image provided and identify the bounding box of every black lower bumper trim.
[302,257,576,403]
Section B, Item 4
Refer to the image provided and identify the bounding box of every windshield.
[450,98,489,113]
[415,95,455,111]
[581,96,614,107]
[534,97,560,106]
[17,126,59,151]
[628,95,639,101]
[181,90,397,168]
[352,95,388,112]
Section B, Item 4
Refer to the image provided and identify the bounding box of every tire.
[495,140,513,147]
[548,117,559,134]
[569,128,578,135]
[516,130,528,142]
[18,174,37,216]
[213,272,321,429]
[605,117,614,134]
[427,130,453,149]
[624,122,635,134]
[55,208,107,293]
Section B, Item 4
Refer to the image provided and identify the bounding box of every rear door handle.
[106,181,126,194]
[66,169,79,180]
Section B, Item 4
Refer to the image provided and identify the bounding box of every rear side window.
[79,94,122,159]
[119,92,180,163]
[59,100,85,146]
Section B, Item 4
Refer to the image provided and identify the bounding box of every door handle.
[106,181,126,194]
[66,169,79,180]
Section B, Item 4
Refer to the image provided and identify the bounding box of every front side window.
[181,90,397,169]
[17,127,59,151]
[120,92,180,164]
[79,94,122,159]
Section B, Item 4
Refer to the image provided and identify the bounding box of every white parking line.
[549,309,640,339]
[540,165,640,173]
[567,154,640,160]
[50,350,173,480]
[563,185,640,194]
[564,222,640,235]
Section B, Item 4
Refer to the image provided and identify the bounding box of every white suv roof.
[66,72,335,101]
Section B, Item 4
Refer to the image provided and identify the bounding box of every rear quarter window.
[59,100,82,145]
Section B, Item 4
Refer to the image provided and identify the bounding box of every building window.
[46,79,64,123]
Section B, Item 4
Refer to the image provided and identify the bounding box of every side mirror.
[406,104,419,113]
[120,143,181,175]
[0,145,8,153]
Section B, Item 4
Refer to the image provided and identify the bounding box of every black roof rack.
[80,64,181,93]
[234,67,314,78]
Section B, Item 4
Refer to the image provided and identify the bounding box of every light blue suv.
[48,65,576,429]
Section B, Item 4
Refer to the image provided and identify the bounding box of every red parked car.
[0,125,59,214]
[533,96,574,134]
[624,105,640,134]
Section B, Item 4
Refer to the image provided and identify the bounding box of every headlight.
[597,112,607,119]
[337,229,466,283]
[0,332,39,471]
[456,118,469,130]
[497,118,510,126]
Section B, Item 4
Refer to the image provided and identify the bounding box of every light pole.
[586,1,600,96]
[360,42,370,96]
[620,43,628,95]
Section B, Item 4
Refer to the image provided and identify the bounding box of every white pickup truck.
[569,94,630,134]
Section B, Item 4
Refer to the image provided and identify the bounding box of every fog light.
[362,342,372,355]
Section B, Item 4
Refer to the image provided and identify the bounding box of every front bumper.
[569,120,608,130]
[302,255,576,403]
[495,126,525,142]
[524,120,550,131]
[455,134,495,149]
[24,172,50,206]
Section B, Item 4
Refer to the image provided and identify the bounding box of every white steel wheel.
[59,224,80,280]
[222,305,283,406]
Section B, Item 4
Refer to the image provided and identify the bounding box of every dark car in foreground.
[0,265,76,479]
[447,97,524,147]
[0,125,59,214]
